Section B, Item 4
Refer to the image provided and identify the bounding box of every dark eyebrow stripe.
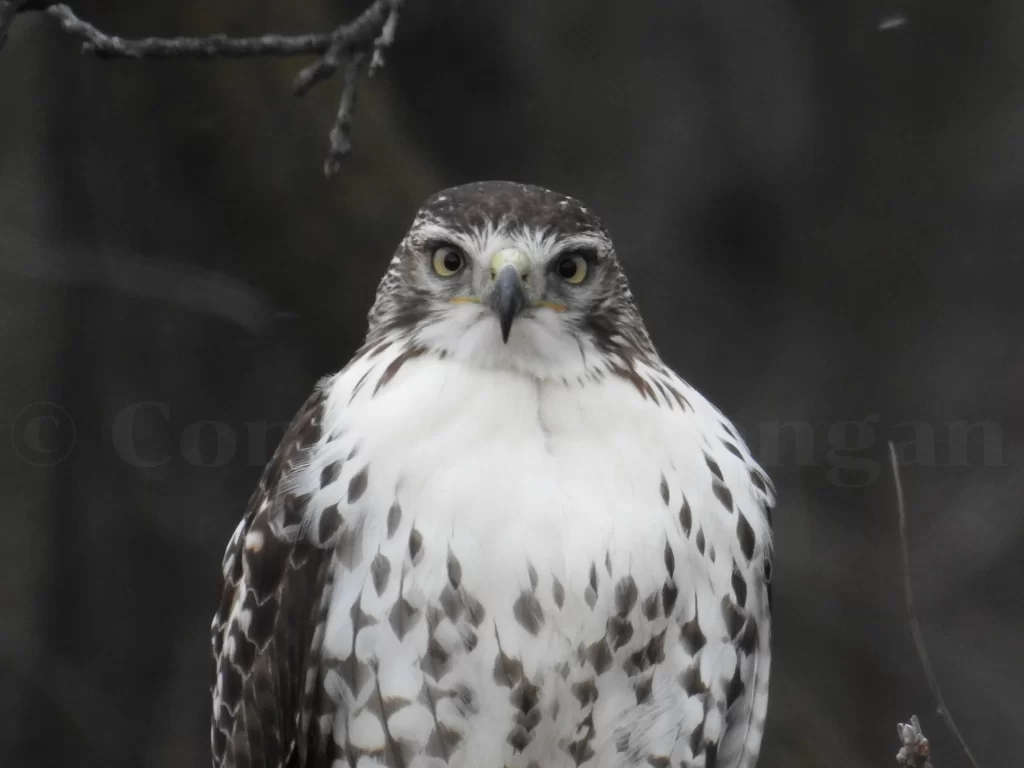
[420,237,466,255]
[554,245,600,262]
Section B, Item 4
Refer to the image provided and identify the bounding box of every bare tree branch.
[0,0,407,176]
[42,5,334,59]
[325,52,369,177]
[370,2,401,76]
[292,0,397,95]
[889,442,981,768]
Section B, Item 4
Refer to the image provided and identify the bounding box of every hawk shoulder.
[210,383,338,768]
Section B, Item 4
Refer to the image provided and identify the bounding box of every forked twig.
[0,0,407,176]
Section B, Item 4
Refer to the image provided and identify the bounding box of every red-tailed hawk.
[211,181,775,768]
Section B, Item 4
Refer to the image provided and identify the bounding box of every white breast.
[290,345,772,768]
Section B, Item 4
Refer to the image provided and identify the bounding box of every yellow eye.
[432,245,465,277]
[555,254,588,284]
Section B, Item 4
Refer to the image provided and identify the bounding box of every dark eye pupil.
[558,258,578,279]
[443,252,462,271]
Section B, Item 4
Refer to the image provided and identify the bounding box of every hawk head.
[366,181,655,379]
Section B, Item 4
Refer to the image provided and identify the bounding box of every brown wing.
[210,386,338,768]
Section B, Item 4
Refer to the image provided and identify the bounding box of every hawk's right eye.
[431,246,465,277]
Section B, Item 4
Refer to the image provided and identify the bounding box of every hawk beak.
[487,249,530,343]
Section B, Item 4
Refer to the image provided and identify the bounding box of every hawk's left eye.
[432,245,465,277]
[555,254,588,284]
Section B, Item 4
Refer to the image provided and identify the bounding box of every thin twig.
[1,1,407,175]
[889,442,981,768]
[324,52,368,178]
[370,3,402,76]
[45,4,332,59]
[292,0,399,96]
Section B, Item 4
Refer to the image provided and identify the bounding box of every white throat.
[407,305,602,381]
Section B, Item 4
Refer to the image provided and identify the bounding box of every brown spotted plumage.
[211,181,775,768]
[210,389,337,768]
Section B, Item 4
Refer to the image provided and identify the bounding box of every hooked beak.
[486,249,530,343]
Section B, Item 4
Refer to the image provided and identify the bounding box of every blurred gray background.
[1,1,1021,766]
